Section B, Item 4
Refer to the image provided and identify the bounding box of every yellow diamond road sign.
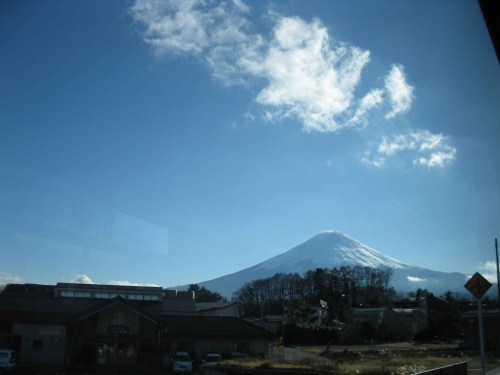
[464,272,492,299]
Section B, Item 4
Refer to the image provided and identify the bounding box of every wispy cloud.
[350,89,384,126]
[130,0,455,168]
[130,1,372,131]
[70,274,160,287]
[110,280,161,287]
[477,260,499,283]
[130,0,214,56]
[130,0,259,86]
[363,130,456,168]
[71,274,95,284]
[407,276,427,283]
[385,64,414,119]
[0,272,23,285]
[253,16,371,132]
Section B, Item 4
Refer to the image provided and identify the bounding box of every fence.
[413,362,467,375]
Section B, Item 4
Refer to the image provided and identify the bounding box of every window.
[128,293,144,300]
[109,293,126,299]
[74,291,91,298]
[60,290,92,298]
[95,292,110,299]
[144,294,160,301]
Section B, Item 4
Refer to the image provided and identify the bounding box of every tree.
[188,284,225,302]
[233,266,395,319]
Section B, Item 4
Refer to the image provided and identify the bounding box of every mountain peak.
[319,229,348,237]
[195,230,469,297]
[283,230,410,270]
[315,230,371,246]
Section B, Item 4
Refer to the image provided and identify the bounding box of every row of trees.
[188,283,226,302]
[233,266,395,319]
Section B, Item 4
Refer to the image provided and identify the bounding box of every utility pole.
[496,238,499,305]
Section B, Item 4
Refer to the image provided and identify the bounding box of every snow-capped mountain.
[195,230,472,298]
[252,230,410,271]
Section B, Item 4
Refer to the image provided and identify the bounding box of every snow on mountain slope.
[252,230,411,272]
[195,230,470,298]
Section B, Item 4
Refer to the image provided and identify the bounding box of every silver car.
[172,351,193,373]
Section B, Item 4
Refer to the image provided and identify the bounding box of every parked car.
[172,351,193,373]
[201,353,223,366]
[0,349,16,372]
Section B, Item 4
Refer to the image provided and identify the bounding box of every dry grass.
[221,343,500,375]
[316,345,467,375]
[223,356,342,373]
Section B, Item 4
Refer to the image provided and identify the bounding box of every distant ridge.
[194,230,471,298]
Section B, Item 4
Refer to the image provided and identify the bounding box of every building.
[350,307,428,340]
[0,283,275,368]
[462,308,500,349]
[196,301,240,317]
[284,300,329,328]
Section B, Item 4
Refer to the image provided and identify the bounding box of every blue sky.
[1,0,499,289]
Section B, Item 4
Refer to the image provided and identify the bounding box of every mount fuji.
[196,230,471,298]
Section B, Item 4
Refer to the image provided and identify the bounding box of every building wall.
[13,323,67,364]
[96,305,140,335]
[72,305,159,365]
[462,314,500,349]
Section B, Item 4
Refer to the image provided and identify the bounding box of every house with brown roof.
[0,283,275,369]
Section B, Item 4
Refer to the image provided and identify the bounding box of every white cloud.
[378,134,414,156]
[130,0,210,56]
[362,154,384,168]
[407,276,427,283]
[477,261,499,283]
[385,64,414,119]
[415,151,456,168]
[66,276,160,287]
[130,1,374,131]
[0,272,23,285]
[364,129,456,168]
[130,0,259,86]
[349,89,384,126]
[232,0,250,13]
[71,274,95,284]
[110,280,161,287]
[255,17,371,132]
[130,1,457,168]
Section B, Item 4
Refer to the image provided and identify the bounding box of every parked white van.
[0,349,16,372]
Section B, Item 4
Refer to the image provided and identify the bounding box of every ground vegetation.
[221,342,499,375]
